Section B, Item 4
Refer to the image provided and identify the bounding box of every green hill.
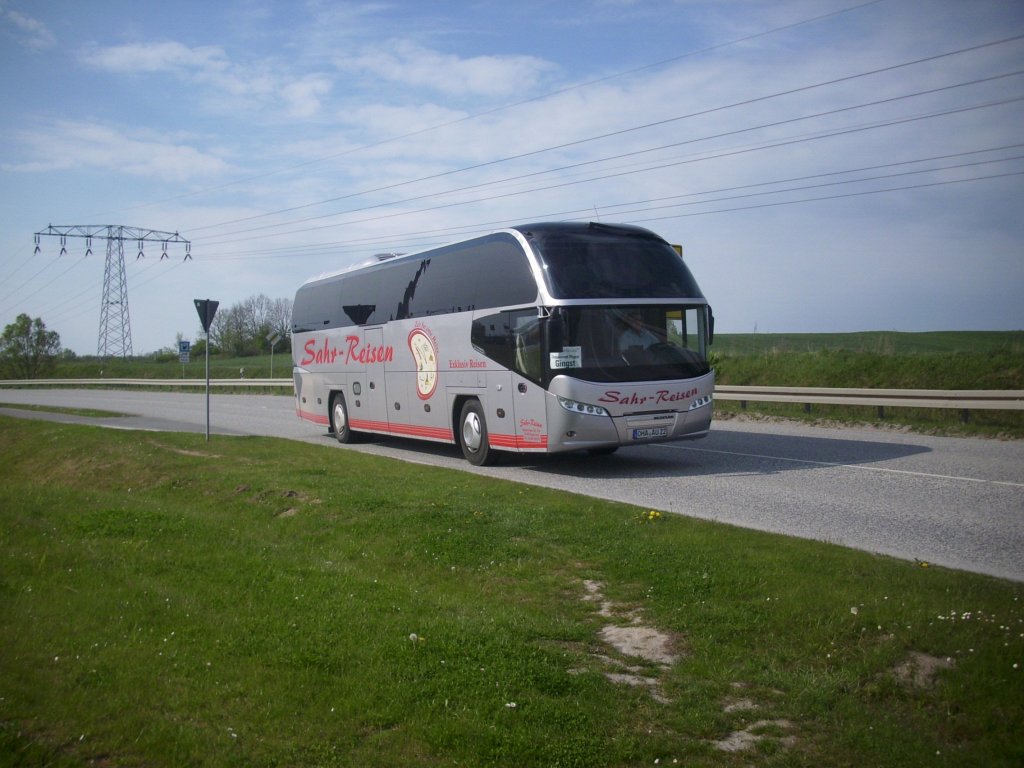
[713,330,1024,356]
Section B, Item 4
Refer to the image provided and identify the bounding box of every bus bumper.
[545,370,715,453]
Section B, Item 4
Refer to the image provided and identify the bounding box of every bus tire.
[459,399,497,466]
[330,392,361,444]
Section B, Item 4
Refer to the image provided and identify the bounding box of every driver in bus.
[618,310,659,355]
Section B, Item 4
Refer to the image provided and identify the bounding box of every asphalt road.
[2,388,1022,582]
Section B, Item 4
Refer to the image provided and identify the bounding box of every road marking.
[659,443,1024,489]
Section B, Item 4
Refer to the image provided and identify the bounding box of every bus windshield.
[523,224,705,299]
[548,305,710,383]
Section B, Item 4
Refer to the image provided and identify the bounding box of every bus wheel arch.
[457,397,498,466]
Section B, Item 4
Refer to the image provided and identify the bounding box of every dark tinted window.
[471,309,541,382]
[406,252,474,316]
[519,223,704,299]
[403,235,535,318]
[292,281,339,332]
[293,233,538,331]
[340,269,381,325]
[470,238,537,309]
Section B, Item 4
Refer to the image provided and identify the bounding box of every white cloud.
[2,120,231,183]
[3,8,55,50]
[80,40,228,74]
[336,40,557,98]
[281,75,334,119]
[80,39,331,119]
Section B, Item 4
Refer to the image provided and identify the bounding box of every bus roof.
[300,221,671,286]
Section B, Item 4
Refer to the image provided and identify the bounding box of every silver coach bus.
[292,221,714,465]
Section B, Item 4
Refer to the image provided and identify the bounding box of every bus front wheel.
[459,400,497,466]
[331,393,360,444]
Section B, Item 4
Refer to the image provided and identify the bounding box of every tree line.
[203,294,292,357]
[2,294,292,378]
[0,314,62,378]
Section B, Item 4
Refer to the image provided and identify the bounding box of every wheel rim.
[333,399,347,432]
[462,411,483,453]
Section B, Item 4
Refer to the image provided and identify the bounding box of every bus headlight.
[557,396,609,417]
[688,395,712,410]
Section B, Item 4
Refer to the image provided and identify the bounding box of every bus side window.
[471,310,540,383]
[511,311,540,381]
[471,312,513,368]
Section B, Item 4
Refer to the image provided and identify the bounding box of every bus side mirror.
[707,306,715,345]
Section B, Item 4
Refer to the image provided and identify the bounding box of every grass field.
[1,416,1021,766]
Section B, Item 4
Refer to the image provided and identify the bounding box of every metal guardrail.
[0,378,291,388]
[714,385,1024,411]
[716,385,1024,422]
[2,378,1022,413]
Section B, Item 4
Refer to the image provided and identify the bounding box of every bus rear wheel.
[459,399,497,466]
[330,393,361,444]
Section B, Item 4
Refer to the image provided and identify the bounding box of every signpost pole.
[267,331,282,379]
[194,299,219,442]
[204,334,211,441]
[179,340,191,380]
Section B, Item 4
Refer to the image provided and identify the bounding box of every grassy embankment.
[1,416,1022,767]
[710,331,1024,437]
[15,330,1024,436]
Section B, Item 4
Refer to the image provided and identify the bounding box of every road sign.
[194,299,219,333]
[178,340,191,364]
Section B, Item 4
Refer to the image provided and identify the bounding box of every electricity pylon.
[34,225,191,359]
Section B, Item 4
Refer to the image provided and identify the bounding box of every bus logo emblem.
[409,327,439,400]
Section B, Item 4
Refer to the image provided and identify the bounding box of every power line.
[630,169,1024,224]
[0,245,38,293]
[0,254,88,313]
[187,32,1024,238]
[92,0,889,219]
[607,156,1024,218]
[34,148,1018,329]
[189,146,1024,262]
[193,94,1024,248]
[32,256,170,331]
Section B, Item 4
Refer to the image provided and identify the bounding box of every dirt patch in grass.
[580,580,685,704]
[580,581,803,753]
[711,719,796,753]
[892,651,955,689]
[598,625,679,665]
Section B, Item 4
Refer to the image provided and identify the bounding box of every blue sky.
[1,0,1022,355]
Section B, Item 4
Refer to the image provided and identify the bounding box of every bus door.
[384,365,408,435]
[509,312,548,451]
[469,309,548,451]
[353,327,389,433]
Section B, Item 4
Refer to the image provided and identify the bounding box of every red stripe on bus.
[350,418,453,442]
[298,407,330,425]
[350,418,389,432]
[490,433,549,449]
[310,413,544,450]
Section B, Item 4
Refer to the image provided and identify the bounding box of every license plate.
[632,427,668,440]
